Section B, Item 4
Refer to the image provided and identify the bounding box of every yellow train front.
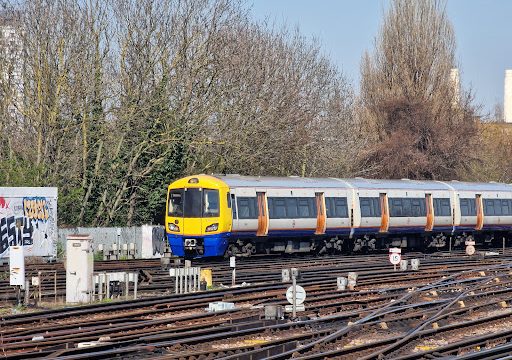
[166,175,232,257]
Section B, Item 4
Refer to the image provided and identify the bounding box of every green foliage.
[93,251,104,261]
[0,159,45,186]
[58,187,84,225]
[56,241,65,260]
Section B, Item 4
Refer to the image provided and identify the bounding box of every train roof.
[215,175,350,188]
[214,175,512,192]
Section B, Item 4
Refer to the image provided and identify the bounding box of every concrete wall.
[58,225,166,259]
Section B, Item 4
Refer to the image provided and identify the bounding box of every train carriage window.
[360,197,381,217]
[402,199,412,216]
[203,189,220,217]
[183,188,202,218]
[389,198,426,217]
[495,200,503,216]
[326,197,348,218]
[227,192,231,208]
[168,189,184,217]
[433,198,451,217]
[502,200,511,216]
[484,199,506,216]
[286,198,299,218]
[411,199,424,217]
[267,197,316,219]
[460,198,477,216]
[274,198,287,218]
[390,199,402,217]
[298,198,313,218]
[237,197,258,219]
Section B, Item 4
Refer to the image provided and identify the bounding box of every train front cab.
[166,175,232,258]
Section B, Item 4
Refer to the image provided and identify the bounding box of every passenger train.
[165,174,512,258]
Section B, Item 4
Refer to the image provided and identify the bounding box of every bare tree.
[359,0,479,180]
[192,23,356,177]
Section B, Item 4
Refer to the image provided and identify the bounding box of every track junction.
[2,251,512,359]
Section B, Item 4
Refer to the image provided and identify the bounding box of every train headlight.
[168,223,180,232]
[205,223,218,232]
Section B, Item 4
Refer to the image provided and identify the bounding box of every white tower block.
[450,68,460,105]
[505,70,512,123]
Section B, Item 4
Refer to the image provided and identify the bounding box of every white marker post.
[465,240,476,256]
[230,256,236,286]
[389,247,402,272]
[286,269,305,318]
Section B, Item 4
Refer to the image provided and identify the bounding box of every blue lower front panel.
[167,232,230,258]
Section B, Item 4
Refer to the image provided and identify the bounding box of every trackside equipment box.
[0,187,58,259]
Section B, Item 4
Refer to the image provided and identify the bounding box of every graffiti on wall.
[0,194,57,258]
[23,197,50,222]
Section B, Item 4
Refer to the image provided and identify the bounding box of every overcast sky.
[250,0,512,115]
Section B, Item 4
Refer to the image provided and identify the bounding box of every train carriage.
[165,174,512,258]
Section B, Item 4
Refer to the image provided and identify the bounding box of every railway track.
[2,251,512,358]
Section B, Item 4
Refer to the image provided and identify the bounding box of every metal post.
[92,274,96,302]
[449,236,452,253]
[503,237,506,255]
[24,279,29,304]
[194,267,199,291]
[292,274,297,318]
[133,273,138,300]
[16,286,20,305]
[54,271,57,303]
[394,264,396,272]
[98,273,103,301]
[232,268,236,287]
[175,269,178,294]
[179,268,183,294]
[184,268,188,294]
[125,272,129,300]
[38,271,42,303]
[106,273,110,299]
[117,228,121,260]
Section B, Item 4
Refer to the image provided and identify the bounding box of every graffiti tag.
[0,216,34,253]
[23,197,49,222]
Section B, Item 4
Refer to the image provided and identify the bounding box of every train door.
[230,193,238,231]
[256,192,269,236]
[475,194,484,230]
[315,192,326,235]
[379,193,389,233]
[425,194,434,231]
